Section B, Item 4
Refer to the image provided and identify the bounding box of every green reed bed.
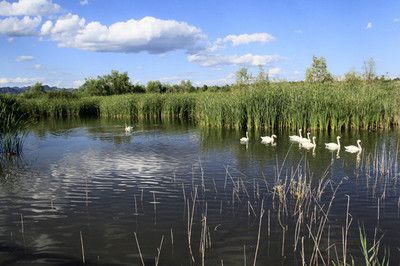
[12,81,400,130]
[18,97,100,117]
[0,95,27,154]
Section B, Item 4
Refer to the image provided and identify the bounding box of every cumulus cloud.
[0,0,61,16]
[366,22,372,29]
[16,55,35,62]
[0,77,43,85]
[0,16,41,36]
[188,53,285,67]
[268,67,284,77]
[217,33,276,46]
[41,15,207,54]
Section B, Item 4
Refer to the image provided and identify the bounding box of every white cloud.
[0,16,41,36]
[33,64,42,69]
[80,0,89,6]
[0,0,61,16]
[394,18,400,22]
[16,55,35,62]
[73,79,85,88]
[0,77,43,85]
[294,70,301,75]
[188,53,285,67]
[366,22,372,29]
[294,30,303,34]
[267,67,284,77]
[218,33,276,46]
[41,15,207,54]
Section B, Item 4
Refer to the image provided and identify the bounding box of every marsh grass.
[10,81,400,131]
[0,95,28,154]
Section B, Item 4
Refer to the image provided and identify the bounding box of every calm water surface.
[0,117,399,265]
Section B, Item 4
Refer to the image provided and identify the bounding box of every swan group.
[239,130,362,155]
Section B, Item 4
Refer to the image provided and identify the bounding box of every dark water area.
[0,117,399,265]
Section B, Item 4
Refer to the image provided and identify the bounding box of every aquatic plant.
[0,95,27,154]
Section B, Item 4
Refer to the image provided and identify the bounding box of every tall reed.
[0,95,27,154]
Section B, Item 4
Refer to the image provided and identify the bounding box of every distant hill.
[0,85,74,94]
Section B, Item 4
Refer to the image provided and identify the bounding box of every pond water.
[0,117,399,265]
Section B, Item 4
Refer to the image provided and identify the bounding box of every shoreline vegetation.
[6,80,400,130]
[1,57,400,153]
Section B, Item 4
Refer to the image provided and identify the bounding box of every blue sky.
[0,0,400,88]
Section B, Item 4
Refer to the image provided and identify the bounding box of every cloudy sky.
[0,0,400,88]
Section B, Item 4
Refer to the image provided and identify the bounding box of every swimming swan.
[345,140,362,153]
[289,129,302,142]
[299,132,311,143]
[325,136,341,149]
[240,132,249,142]
[301,136,316,148]
[125,123,133,132]
[261,134,277,143]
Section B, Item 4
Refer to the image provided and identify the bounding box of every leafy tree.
[81,77,108,96]
[254,65,269,89]
[104,70,132,94]
[180,80,196,93]
[30,82,45,94]
[305,56,333,85]
[234,67,252,92]
[146,80,163,93]
[80,70,133,96]
[362,58,376,83]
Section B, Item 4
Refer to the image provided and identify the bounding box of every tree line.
[17,56,399,98]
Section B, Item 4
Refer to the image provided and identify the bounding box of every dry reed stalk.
[342,195,352,266]
[253,199,265,266]
[293,211,303,252]
[80,231,85,264]
[155,235,164,266]
[134,195,138,214]
[301,236,305,266]
[134,232,145,266]
[244,244,246,266]
[187,186,198,263]
[212,178,218,194]
[282,225,286,258]
[268,209,270,237]
[20,214,24,234]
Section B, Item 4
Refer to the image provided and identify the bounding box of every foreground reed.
[119,144,399,265]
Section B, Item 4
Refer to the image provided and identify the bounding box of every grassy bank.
[13,81,400,130]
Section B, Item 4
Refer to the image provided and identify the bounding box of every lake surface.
[1,117,399,265]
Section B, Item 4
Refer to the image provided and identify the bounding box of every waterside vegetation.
[1,57,400,153]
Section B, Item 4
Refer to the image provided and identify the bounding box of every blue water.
[0,117,399,265]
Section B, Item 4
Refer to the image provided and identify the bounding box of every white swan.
[261,134,277,143]
[289,129,302,142]
[345,140,362,153]
[299,132,311,143]
[240,132,249,142]
[301,136,316,149]
[125,123,133,132]
[325,136,341,150]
